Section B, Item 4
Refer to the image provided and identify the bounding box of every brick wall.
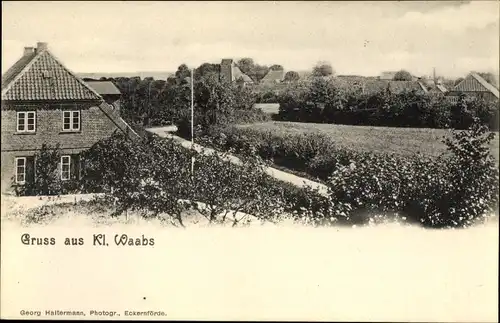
[1,101,123,193]
[1,103,121,151]
[1,148,87,194]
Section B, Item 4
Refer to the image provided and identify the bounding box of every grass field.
[236,121,500,158]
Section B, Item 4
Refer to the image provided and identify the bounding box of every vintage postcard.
[1,1,499,321]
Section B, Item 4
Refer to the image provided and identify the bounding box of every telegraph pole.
[191,68,195,176]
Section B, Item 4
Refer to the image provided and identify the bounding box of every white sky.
[2,1,499,78]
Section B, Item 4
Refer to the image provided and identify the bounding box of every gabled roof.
[99,101,140,140]
[1,51,37,86]
[436,84,448,93]
[2,48,102,101]
[86,81,121,95]
[236,73,254,83]
[452,73,499,98]
[261,69,284,83]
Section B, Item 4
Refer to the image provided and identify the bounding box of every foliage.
[284,71,300,82]
[275,77,498,130]
[13,143,77,196]
[204,120,499,228]
[80,132,299,226]
[312,61,334,77]
[236,58,271,83]
[269,64,284,71]
[393,70,413,81]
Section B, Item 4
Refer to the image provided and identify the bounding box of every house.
[260,68,285,84]
[1,42,139,194]
[219,59,254,85]
[428,81,448,95]
[447,72,499,102]
[85,80,121,111]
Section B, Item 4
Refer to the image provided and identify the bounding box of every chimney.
[23,47,34,56]
[36,42,48,52]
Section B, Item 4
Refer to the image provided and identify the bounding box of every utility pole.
[191,68,195,176]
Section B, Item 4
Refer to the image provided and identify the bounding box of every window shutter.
[25,156,35,185]
[71,154,79,181]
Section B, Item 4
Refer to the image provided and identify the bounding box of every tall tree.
[194,63,219,80]
[237,58,255,75]
[312,61,334,77]
[175,64,191,83]
[284,71,300,82]
[393,70,413,81]
[269,64,284,71]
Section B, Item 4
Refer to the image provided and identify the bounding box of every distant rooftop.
[86,80,121,95]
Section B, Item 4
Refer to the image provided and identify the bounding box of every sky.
[2,1,499,78]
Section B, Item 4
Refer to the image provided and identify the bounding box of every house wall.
[447,91,498,102]
[1,101,123,193]
[1,148,87,194]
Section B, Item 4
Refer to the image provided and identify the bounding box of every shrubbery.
[277,78,499,130]
[18,119,497,229]
[202,119,499,228]
[79,133,296,226]
[13,143,80,196]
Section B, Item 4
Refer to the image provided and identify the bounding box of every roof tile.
[2,50,102,101]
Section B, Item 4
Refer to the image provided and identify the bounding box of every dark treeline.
[274,77,499,131]
[85,64,498,133]
[83,63,269,138]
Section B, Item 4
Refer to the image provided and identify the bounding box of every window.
[15,157,26,184]
[61,155,71,180]
[17,111,36,132]
[63,111,80,131]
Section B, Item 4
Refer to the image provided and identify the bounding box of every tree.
[284,71,300,82]
[14,143,64,196]
[194,73,236,130]
[253,65,270,82]
[237,58,255,75]
[269,64,284,71]
[194,63,219,80]
[175,64,191,83]
[393,70,413,81]
[312,61,334,77]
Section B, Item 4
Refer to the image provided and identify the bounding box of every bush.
[276,80,498,130]
[80,132,308,226]
[12,143,82,196]
[204,119,498,228]
[327,120,499,228]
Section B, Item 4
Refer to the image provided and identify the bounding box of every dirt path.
[145,127,329,196]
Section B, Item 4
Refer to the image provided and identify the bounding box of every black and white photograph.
[1,1,499,321]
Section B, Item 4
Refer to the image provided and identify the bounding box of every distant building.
[219,59,254,85]
[447,72,499,102]
[85,80,122,111]
[260,68,285,84]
